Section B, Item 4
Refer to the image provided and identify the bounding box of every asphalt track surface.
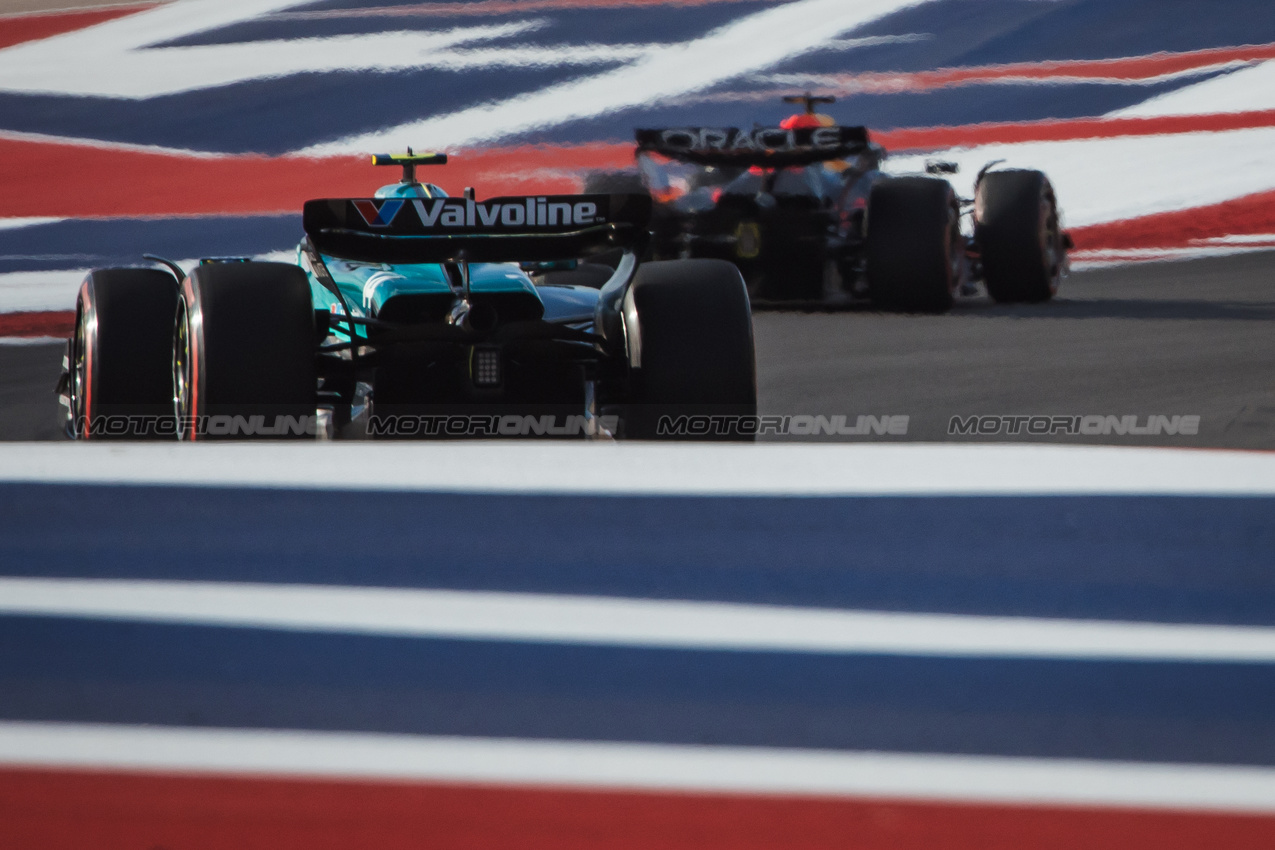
[2,249,1273,447]
[756,250,1275,447]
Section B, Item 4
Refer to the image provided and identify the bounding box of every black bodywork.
[615,124,1068,305]
[626,125,880,300]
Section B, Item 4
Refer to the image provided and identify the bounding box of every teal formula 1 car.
[57,153,757,440]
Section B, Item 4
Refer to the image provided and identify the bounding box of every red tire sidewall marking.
[78,279,95,442]
[182,277,201,442]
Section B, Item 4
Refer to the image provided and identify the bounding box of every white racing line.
[0,253,289,320]
[0,1,552,97]
[1,721,1274,812]
[0,335,62,345]
[0,267,85,314]
[1112,58,1275,118]
[302,0,934,154]
[1,442,1273,495]
[885,123,1275,229]
[1,576,1274,663]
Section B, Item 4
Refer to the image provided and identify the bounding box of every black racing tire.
[622,259,757,441]
[174,262,316,440]
[976,169,1064,303]
[865,176,961,313]
[67,267,179,440]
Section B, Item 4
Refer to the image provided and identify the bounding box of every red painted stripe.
[1070,189,1275,252]
[0,4,158,51]
[785,43,1275,96]
[0,138,633,218]
[6,119,1275,267]
[6,108,1275,220]
[2,767,1274,850]
[0,309,74,337]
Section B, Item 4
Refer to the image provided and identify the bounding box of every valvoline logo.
[352,199,404,227]
[337,195,611,233]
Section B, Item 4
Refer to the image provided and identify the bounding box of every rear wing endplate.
[303,193,651,264]
[636,126,870,167]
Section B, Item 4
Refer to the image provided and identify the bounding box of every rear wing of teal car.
[635,126,870,168]
[303,192,652,264]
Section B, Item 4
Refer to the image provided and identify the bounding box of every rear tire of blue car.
[66,267,179,440]
[622,259,757,441]
[866,177,961,313]
[976,169,1063,304]
[173,262,316,441]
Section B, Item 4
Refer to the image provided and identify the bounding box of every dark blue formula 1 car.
[57,153,757,440]
[588,95,1069,312]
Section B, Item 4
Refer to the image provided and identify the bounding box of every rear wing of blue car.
[635,126,871,167]
[303,193,652,264]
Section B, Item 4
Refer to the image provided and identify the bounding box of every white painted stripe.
[0,127,232,158]
[1073,247,1266,259]
[2,721,1274,812]
[303,0,931,154]
[884,124,1275,228]
[0,257,270,313]
[0,1,548,98]
[2,578,1273,663]
[0,217,63,231]
[1113,59,1275,118]
[1069,245,1275,269]
[0,268,83,312]
[0,335,64,345]
[0,443,1274,496]
[1199,233,1275,244]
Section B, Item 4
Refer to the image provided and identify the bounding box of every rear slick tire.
[173,262,316,440]
[866,177,961,313]
[623,259,757,441]
[68,267,179,440]
[976,169,1064,304]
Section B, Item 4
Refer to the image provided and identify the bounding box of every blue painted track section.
[2,482,1274,766]
[0,216,300,274]
[3,484,1273,625]
[2,616,1273,765]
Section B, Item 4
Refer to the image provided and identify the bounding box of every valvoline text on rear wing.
[303,193,651,264]
[636,126,870,167]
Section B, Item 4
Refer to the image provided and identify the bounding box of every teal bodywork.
[295,180,602,342]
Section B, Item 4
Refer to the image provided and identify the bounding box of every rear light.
[472,347,502,388]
